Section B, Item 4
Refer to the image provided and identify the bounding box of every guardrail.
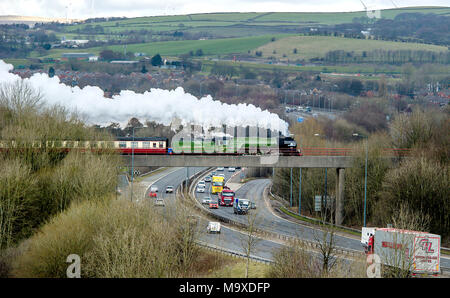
[268,183,361,234]
[300,147,412,157]
[196,241,274,265]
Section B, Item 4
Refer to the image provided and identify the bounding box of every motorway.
[138,166,450,270]
[139,167,283,260]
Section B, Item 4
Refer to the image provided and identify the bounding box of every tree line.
[324,49,449,65]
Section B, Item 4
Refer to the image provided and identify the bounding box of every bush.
[377,156,449,240]
[12,198,201,278]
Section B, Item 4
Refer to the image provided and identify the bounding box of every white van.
[207,222,221,234]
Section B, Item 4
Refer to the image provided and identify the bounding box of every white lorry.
[361,227,441,274]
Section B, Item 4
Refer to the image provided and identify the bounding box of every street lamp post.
[290,168,293,207]
[130,126,144,202]
[131,127,136,202]
[353,133,368,227]
[298,168,302,215]
[314,133,328,208]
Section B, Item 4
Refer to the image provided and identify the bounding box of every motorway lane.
[142,167,206,200]
[142,167,283,260]
[194,170,362,251]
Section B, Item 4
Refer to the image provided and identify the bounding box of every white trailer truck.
[361,227,441,274]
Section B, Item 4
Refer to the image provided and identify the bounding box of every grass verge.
[279,206,361,237]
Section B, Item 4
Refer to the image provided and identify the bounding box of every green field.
[256,35,449,61]
[35,34,292,59]
[200,58,450,76]
[61,6,450,38]
[35,33,448,63]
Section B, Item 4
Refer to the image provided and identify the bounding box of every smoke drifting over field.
[0,60,289,135]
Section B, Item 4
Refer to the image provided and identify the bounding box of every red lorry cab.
[219,189,235,206]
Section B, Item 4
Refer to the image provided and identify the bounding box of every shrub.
[12,198,201,278]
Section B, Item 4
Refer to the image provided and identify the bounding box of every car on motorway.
[148,191,157,198]
[196,186,205,193]
[250,201,257,209]
[211,171,217,176]
[217,167,224,171]
[218,173,225,178]
[150,185,159,192]
[228,167,235,172]
[209,202,219,209]
[204,176,211,182]
[165,185,174,193]
[202,197,212,204]
[198,181,206,187]
[154,198,165,206]
[207,222,221,233]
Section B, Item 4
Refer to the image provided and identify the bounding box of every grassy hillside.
[255,35,449,61]
[31,35,292,59]
[61,6,450,38]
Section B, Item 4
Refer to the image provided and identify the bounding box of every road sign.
[314,195,322,212]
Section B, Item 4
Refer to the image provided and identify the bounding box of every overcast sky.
[0,0,448,19]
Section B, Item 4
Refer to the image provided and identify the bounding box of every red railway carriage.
[116,137,169,154]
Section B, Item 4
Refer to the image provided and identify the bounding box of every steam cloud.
[0,60,289,135]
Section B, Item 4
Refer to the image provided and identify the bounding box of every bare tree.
[312,203,338,276]
[239,208,261,278]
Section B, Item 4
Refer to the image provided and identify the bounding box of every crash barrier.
[196,241,274,265]
[268,183,361,233]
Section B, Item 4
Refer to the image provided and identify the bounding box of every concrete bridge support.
[335,168,345,225]
[246,167,270,178]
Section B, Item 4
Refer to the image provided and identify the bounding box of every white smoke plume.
[0,60,289,135]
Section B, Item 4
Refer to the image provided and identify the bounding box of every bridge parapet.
[122,155,354,168]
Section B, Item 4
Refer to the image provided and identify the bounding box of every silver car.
[202,197,212,204]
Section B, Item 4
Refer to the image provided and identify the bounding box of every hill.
[255,35,449,61]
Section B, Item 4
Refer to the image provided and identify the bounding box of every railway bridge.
[122,154,353,225]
